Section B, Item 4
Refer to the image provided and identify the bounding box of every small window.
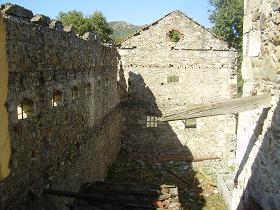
[168,30,181,42]
[72,86,79,100]
[147,115,158,128]
[96,78,101,89]
[184,119,197,129]
[85,83,92,95]
[51,90,62,107]
[105,77,109,88]
[17,99,34,120]
[167,75,179,83]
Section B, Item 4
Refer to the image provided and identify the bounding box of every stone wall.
[232,0,280,209]
[119,11,237,163]
[0,4,121,209]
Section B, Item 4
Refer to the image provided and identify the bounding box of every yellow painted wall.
[0,13,11,181]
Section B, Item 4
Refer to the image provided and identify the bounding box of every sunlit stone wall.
[119,11,237,164]
[232,0,280,209]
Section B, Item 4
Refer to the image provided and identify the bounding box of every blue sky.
[0,0,213,27]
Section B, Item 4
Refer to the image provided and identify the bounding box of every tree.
[89,11,113,43]
[57,10,113,43]
[209,0,244,95]
[209,0,244,51]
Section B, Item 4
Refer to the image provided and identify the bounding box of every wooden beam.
[160,94,272,122]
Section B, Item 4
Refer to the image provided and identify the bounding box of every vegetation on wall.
[208,0,244,96]
[57,10,113,43]
[168,30,181,42]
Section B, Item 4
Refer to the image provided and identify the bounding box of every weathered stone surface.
[271,0,280,11]
[31,14,51,26]
[49,20,63,30]
[1,3,33,19]
[0,4,121,210]
[82,31,101,44]
[232,0,280,209]
[248,31,261,57]
[63,25,74,34]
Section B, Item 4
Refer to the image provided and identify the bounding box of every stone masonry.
[119,11,237,164]
[232,0,280,209]
[0,4,121,209]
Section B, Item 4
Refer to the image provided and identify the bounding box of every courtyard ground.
[106,150,231,210]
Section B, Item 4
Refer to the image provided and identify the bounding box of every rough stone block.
[1,3,33,19]
[49,20,63,31]
[248,31,261,57]
[271,0,280,11]
[63,25,75,34]
[82,31,101,44]
[31,14,51,26]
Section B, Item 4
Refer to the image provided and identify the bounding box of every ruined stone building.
[1,1,280,209]
[118,10,237,164]
[0,4,121,209]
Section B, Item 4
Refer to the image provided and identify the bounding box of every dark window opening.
[72,86,79,100]
[51,90,63,107]
[85,83,92,95]
[17,99,34,120]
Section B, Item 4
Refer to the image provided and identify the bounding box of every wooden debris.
[44,182,182,210]
[135,153,221,163]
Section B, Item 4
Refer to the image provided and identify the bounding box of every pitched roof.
[118,10,227,46]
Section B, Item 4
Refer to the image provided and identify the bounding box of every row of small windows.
[17,83,92,120]
[146,115,197,129]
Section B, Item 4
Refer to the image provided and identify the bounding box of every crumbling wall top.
[0,3,109,46]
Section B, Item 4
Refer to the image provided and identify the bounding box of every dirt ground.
[106,150,228,210]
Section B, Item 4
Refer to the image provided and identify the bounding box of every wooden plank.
[160,94,272,122]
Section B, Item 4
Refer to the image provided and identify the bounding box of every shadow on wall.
[235,100,280,210]
[119,70,206,209]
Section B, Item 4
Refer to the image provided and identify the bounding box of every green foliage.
[57,10,113,43]
[209,0,244,96]
[209,0,244,51]
[89,11,113,43]
[168,30,181,42]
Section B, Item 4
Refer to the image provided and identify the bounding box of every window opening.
[17,99,34,120]
[168,30,181,42]
[147,115,158,128]
[167,75,179,83]
[85,83,92,95]
[72,86,79,100]
[52,90,62,107]
[184,119,197,129]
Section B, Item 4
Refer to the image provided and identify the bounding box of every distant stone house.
[118,11,238,163]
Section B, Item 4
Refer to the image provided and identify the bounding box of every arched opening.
[85,83,92,95]
[51,90,62,107]
[17,99,34,120]
[72,86,79,100]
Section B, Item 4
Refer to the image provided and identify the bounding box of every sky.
[0,0,213,28]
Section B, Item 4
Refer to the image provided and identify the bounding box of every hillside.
[109,21,142,43]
